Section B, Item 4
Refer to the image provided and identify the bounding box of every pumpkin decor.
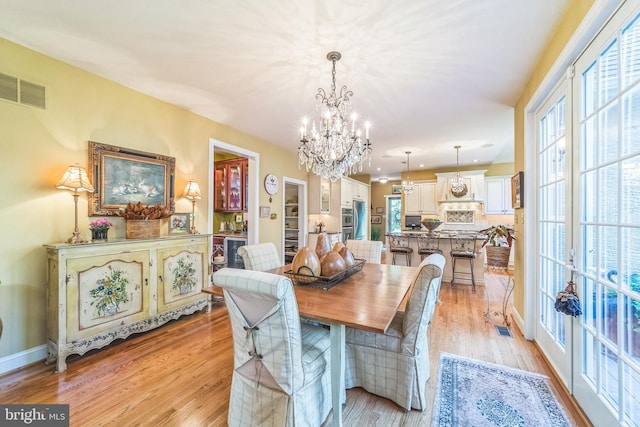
[320,251,346,276]
[291,247,321,280]
[339,247,355,267]
[315,232,332,259]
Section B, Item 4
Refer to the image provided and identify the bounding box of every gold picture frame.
[88,141,175,216]
[511,171,524,209]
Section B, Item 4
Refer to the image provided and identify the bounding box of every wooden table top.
[267,263,416,334]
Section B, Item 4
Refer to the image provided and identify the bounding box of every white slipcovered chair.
[345,239,383,264]
[344,253,446,411]
[237,242,281,271]
[213,268,332,427]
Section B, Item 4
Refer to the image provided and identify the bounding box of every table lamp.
[183,180,201,234]
[56,164,95,244]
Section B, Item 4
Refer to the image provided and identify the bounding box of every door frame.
[209,138,260,245]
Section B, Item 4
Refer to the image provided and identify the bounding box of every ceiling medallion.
[450,145,467,198]
[297,51,372,182]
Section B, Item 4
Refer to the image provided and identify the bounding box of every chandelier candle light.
[298,51,372,181]
[402,151,414,195]
[183,180,201,234]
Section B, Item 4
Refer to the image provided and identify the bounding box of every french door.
[535,1,640,425]
[572,1,640,424]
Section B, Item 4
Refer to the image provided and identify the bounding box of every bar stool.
[417,233,443,260]
[387,234,413,266]
[449,232,478,292]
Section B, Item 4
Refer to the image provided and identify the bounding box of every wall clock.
[264,173,279,202]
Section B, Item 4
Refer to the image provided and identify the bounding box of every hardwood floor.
[0,273,588,426]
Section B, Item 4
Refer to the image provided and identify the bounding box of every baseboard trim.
[0,345,47,375]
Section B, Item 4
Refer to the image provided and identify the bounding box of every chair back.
[449,233,478,258]
[401,253,446,353]
[387,234,411,251]
[237,242,281,271]
[417,233,440,252]
[345,239,383,264]
[213,268,303,393]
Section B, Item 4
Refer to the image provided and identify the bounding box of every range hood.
[435,170,486,203]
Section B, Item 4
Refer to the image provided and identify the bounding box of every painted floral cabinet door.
[157,242,207,313]
[66,251,150,343]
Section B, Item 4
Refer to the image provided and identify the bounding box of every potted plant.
[479,225,515,269]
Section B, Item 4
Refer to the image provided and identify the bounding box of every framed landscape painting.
[88,141,176,216]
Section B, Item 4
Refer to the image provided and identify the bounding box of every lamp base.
[189,226,199,235]
[66,231,88,244]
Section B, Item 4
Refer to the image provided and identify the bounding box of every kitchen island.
[385,231,485,286]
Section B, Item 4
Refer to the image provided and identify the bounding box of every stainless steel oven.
[342,208,353,227]
[342,227,353,242]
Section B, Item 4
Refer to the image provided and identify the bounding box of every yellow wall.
[512,0,594,319]
[0,38,306,360]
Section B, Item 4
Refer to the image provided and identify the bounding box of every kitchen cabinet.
[340,177,368,207]
[404,181,437,215]
[308,175,331,214]
[44,235,210,372]
[484,176,514,215]
[214,158,247,212]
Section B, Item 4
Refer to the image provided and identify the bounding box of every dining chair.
[416,233,443,260]
[387,234,413,266]
[345,239,383,264]
[449,232,478,291]
[213,268,332,427]
[344,253,446,411]
[237,242,281,271]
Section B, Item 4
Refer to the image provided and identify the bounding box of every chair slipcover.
[344,253,446,411]
[237,242,281,271]
[345,239,383,264]
[213,268,332,427]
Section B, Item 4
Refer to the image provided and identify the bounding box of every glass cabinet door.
[214,164,227,211]
[228,162,242,211]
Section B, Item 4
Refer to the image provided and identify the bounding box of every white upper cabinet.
[483,176,514,215]
[340,177,368,206]
[405,181,437,215]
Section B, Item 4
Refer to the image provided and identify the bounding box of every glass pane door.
[573,2,640,423]
[536,90,571,386]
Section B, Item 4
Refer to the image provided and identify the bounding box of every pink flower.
[90,217,114,230]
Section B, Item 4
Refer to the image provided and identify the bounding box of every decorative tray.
[284,259,366,290]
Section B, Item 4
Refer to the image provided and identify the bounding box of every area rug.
[432,352,571,427]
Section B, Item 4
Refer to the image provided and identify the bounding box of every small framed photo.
[260,206,270,218]
[235,214,243,223]
[511,171,524,209]
[169,213,190,234]
[375,207,384,214]
[371,215,382,224]
[391,184,402,194]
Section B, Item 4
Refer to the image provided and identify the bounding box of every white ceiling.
[0,0,570,180]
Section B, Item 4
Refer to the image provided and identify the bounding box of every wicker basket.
[126,220,161,239]
[485,246,511,269]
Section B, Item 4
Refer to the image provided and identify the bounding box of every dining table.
[267,262,416,427]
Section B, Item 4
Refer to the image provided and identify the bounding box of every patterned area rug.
[432,352,571,426]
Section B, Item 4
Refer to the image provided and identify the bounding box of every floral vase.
[91,228,109,242]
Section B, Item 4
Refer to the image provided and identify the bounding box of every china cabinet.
[214,158,248,212]
[44,235,210,372]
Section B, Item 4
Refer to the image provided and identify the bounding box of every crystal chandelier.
[402,151,414,195]
[298,51,372,182]
[450,145,468,197]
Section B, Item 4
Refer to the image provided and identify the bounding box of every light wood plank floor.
[0,273,588,426]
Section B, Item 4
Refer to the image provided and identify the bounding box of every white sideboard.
[44,235,211,372]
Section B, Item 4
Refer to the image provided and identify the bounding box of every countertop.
[308,231,340,234]
[213,232,248,238]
